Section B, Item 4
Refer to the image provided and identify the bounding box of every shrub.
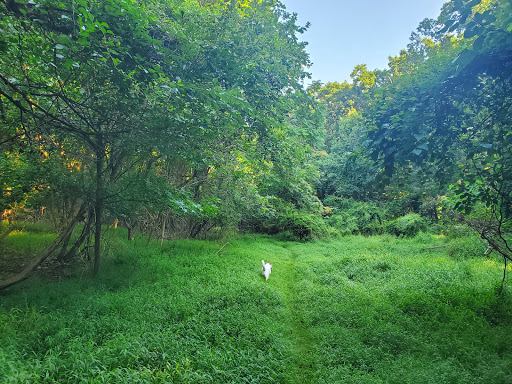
[323,196,385,235]
[443,224,476,239]
[275,212,331,241]
[254,200,335,241]
[384,213,427,237]
[447,236,487,259]
[384,194,418,219]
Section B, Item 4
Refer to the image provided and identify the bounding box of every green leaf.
[56,34,72,45]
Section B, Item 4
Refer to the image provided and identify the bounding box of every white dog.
[261,260,272,281]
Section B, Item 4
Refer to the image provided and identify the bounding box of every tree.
[0,0,319,284]
[362,0,512,287]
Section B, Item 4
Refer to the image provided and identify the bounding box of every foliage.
[384,213,428,237]
[248,201,333,241]
[274,211,331,241]
[364,0,512,191]
[324,196,385,236]
[315,112,378,201]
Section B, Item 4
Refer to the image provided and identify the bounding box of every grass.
[1,227,512,383]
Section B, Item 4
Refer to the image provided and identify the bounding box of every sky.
[279,0,448,85]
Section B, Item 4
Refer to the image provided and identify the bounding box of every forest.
[1,0,511,282]
[1,0,512,382]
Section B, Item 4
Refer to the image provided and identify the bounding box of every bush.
[443,224,475,239]
[384,194,418,219]
[323,196,385,236]
[254,201,333,241]
[447,236,487,259]
[384,213,427,237]
[275,212,331,241]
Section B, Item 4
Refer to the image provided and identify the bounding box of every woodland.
[1,0,512,382]
[1,0,511,285]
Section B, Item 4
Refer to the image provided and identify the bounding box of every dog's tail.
[262,259,265,266]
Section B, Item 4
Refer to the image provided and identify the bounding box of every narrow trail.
[274,243,316,384]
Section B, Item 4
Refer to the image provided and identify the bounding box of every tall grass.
[1,232,294,383]
[286,235,512,383]
[1,227,511,383]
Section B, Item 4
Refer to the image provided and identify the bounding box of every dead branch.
[216,242,230,255]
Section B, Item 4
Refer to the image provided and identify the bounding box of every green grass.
[1,228,512,383]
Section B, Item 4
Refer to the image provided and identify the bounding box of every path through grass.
[272,242,316,383]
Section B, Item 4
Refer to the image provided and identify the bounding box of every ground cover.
[1,229,511,383]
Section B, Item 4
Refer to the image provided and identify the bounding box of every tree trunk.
[127,225,135,241]
[93,144,104,276]
[0,95,5,121]
[160,214,166,246]
[0,205,85,291]
[190,221,206,239]
[56,226,73,261]
[60,210,92,262]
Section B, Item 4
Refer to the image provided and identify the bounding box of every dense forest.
[1,0,511,285]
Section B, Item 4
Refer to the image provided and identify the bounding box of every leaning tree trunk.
[58,208,93,263]
[55,226,74,261]
[0,205,86,291]
[160,214,166,246]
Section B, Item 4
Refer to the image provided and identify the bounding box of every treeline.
[311,0,512,260]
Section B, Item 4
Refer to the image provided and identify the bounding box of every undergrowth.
[1,227,511,383]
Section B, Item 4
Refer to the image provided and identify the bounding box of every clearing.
[1,232,512,383]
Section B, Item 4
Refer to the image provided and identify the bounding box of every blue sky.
[279,0,447,85]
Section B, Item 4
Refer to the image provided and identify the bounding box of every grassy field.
[1,228,512,383]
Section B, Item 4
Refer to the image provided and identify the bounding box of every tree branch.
[0,204,87,291]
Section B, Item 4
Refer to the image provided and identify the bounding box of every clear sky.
[279,0,447,85]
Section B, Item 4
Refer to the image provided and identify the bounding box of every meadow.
[1,228,512,383]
